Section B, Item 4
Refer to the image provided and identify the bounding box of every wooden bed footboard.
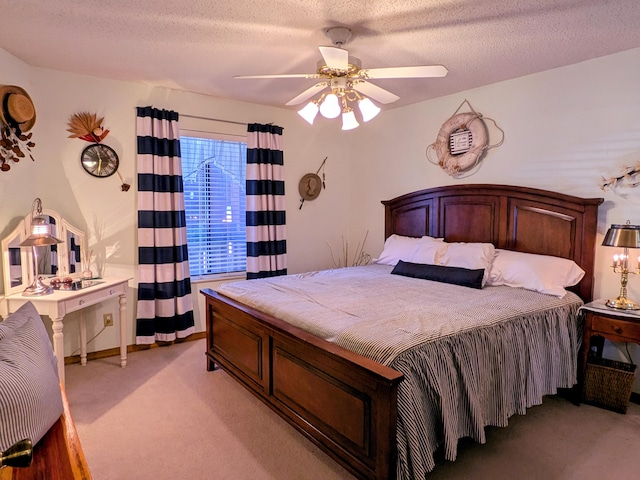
[201,289,404,480]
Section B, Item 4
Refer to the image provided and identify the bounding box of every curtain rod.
[180,113,247,126]
[182,128,247,138]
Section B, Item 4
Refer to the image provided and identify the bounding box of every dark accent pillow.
[391,260,485,289]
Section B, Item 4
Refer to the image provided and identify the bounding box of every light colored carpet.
[64,339,640,480]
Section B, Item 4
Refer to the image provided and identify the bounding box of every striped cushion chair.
[0,301,63,452]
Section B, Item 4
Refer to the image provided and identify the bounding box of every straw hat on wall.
[0,85,36,133]
[299,173,322,201]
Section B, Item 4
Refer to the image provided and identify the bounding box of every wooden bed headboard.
[382,184,603,302]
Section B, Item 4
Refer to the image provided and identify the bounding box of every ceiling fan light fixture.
[341,108,359,131]
[319,93,341,119]
[298,101,319,124]
[358,97,381,122]
[235,26,448,129]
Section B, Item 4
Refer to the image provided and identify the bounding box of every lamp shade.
[19,215,62,247]
[602,223,640,248]
[319,93,341,119]
[297,101,319,125]
[341,109,359,130]
[358,97,381,122]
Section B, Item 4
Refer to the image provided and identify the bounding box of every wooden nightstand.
[578,301,640,397]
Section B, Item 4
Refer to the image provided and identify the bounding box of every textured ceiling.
[2,0,640,110]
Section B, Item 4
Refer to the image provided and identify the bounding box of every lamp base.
[22,278,53,296]
[605,296,640,310]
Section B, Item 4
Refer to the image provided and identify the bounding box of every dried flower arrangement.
[81,248,95,278]
[327,231,371,268]
[600,162,640,191]
[0,125,35,171]
[67,112,109,143]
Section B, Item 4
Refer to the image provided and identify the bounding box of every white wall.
[2,47,640,391]
[0,50,39,234]
[0,49,352,357]
[348,47,640,388]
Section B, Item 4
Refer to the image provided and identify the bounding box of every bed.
[200,184,603,480]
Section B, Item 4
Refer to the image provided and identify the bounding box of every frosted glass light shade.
[298,102,319,124]
[319,94,341,119]
[341,109,359,130]
[358,97,381,122]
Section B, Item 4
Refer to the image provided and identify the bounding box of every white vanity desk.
[1,203,131,385]
[0,277,132,385]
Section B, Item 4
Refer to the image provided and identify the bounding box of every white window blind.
[181,135,247,277]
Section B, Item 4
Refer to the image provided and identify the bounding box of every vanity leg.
[79,312,87,366]
[52,316,65,385]
[119,293,127,368]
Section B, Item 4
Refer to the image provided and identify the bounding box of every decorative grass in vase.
[327,231,371,268]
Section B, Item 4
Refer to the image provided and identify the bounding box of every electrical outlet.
[103,313,114,327]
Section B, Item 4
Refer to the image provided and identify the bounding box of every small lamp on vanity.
[602,220,640,310]
[19,198,62,296]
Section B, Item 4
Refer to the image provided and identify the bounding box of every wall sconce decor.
[602,221,640,310]
[19,198,62,296]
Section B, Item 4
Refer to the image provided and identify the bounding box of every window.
[181,135,247,278]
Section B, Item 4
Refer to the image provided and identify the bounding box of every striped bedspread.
[217,264,583,478]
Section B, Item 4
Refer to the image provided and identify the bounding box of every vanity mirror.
[1,220,27,296]
[1,202,87,296]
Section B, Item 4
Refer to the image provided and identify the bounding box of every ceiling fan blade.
[352,81,399,104]
[234,73,323,79]
[285,82,328,106]
[362,65,448,79]
[319,46,349,70]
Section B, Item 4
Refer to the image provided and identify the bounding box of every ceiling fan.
[234,27,448,129]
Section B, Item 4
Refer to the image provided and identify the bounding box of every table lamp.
[19,198,62,296]
[602,221,640,310]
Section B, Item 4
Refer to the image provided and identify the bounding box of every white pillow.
[409,237,449,265]
[373,234,441,266]
[439,242,496,286]
[373,234,421,266]
[487,249,585,297]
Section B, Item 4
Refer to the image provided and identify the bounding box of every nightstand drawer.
[591,314,640,341]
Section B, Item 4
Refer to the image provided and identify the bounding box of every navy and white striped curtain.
[246,123,287,279]
[135,107,195,345]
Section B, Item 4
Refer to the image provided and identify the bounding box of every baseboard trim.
[64,331,206,365]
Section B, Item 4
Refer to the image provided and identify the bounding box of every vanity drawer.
[590,314,640,342]
[63,284,126,313]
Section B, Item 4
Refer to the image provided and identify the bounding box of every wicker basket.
[581,357,636,414]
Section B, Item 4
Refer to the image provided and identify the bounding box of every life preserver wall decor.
[426,99,504,178]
